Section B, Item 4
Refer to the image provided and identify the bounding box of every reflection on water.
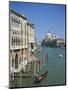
[10,46,66,88]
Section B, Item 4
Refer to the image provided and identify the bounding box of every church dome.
[46,31,52,40]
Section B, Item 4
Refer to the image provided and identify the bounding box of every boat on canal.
[59,54,63,58]
[34,70,48,83]
[33,46,48,83]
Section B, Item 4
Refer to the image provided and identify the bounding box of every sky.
[9,1,66,41]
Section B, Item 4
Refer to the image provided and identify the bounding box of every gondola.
[34,70,48,83]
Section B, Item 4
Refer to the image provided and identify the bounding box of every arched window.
[14,37,15,46]
[16,37,17,45]
[15,54,18,69]
[15,37,16,46]
[12,58,14,67]
[19,39,20,45]
[25,39,26,45]
[12,37,13,46]
[31,43,33,49]
[18,38,20,45]
[19,57,21,64]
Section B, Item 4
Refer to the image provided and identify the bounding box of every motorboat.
[59,54,63,58]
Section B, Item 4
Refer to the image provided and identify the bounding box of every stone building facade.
[27,22,36,62]
[9,9,36,73]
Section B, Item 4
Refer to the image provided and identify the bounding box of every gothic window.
[19,57,21,64]
[15,54,18,69]
[16,37,17,45]
[12,58,14,67]
[25,39,26,45]
[14,37,15,46]
[12,37,13,46]
[31,43,33,49]
[18,38,19,45]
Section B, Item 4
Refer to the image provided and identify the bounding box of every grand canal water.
[38,46,65,86]
[10,46,66,88]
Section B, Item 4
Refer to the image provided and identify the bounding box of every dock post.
[20,70,22,87]
[37,61,39,73]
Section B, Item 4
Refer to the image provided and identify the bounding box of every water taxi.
[59,54,63,58]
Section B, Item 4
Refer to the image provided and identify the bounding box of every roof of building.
[27,22,35,29]
[10,9,27,20]
[56,38,64,41]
